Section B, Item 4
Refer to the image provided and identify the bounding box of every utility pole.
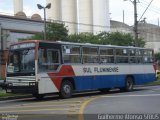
[124,0,138,46]
[0,23,2,50]
[133,0,138,47]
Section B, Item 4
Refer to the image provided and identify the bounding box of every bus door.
[38,44,61,94]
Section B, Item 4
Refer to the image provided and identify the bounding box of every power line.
[140,0,160,14]
[138,0,154,22]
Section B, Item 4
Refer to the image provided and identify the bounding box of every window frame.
[99,47,115,64]
[62,45,82,64]
[115,48,129,64]
[38,48,61,73]
[82,46,99,64]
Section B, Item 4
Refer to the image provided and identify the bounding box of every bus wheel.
[59,80,73,99]
[120,77,134,92]
[32,94,44,100]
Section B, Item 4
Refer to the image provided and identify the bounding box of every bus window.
[129,49,137,63]
[136,49,143,63]
[100,48,114,63]
[38,49,60,72]
[63,45,81,63]
[8,49,35,73]
[82,47,99,63]
[143,50,153,63]
[116,48,129,63]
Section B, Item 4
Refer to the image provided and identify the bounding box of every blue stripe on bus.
[73,73,156,91]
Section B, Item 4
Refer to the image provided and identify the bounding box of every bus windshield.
[7,48,35,74]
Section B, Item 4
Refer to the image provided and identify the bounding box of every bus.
[1,40,156,99]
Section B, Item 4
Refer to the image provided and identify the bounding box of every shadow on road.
[13,87,150,103]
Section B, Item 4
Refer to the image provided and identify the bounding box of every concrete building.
[138,23,160,52]
[110,20,160,53]
[0,14,44,78]
[0,14,43,50]
[110,20,133,34]
[46,0,110,34]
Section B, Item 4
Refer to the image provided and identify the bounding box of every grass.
[145,79,160,86]
[0,80,17,98]
[0,90,15,97]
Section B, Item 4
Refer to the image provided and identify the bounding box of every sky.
[0,0,160,26]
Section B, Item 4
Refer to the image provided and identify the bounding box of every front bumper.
[0,81,38,94]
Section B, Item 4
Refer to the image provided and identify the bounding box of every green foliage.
[29,33,44,40]
[66,32,100,44]
[155,52,160,62]
[97,32,134,46]
[19,22,145,47]
[67,32,145,47]
[18,33,44,41]
[21,22,69,41]
[46,22,68,41]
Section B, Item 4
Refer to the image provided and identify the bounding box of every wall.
[0,50,8,79]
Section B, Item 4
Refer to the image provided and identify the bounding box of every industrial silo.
[61,0,77,33]
[78,0,93,33]
[46,0,110,34]
[46,0,61,21]
[14,0,23,14]
[92,0,110,34]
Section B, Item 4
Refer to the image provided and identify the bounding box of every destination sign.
[11,43,35,50]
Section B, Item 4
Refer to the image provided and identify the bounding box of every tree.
[29,33,44,40]
[97,32,145,47]
[67,32,146,47]
[155,52,160,62]
[46,22,68,41]
[66,32,100,44]
[22,22,69,41]
[22,24,145,47]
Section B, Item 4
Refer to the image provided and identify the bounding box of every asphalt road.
[0,86,160,120]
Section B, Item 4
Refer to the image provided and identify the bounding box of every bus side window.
[47,49,60,70]
[82,47,99,63]
[63,45,81,63]
[116,48,129,63]
[38,49,47,72]
[39,49,46,63]
[100,48,114,64]
[38,49,60,72]
[143,50,153,63]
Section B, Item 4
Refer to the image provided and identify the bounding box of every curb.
[0,94,32,101]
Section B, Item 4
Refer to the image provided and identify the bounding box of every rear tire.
[59,80,73,99]
[120,77,134,92]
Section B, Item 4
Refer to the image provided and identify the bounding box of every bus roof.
[11,40,152,50]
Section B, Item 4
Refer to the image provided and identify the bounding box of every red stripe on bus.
[48,65,75,91]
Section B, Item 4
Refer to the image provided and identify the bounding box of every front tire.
[59,80,73,99]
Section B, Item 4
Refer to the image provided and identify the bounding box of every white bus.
[1,40,156,99]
